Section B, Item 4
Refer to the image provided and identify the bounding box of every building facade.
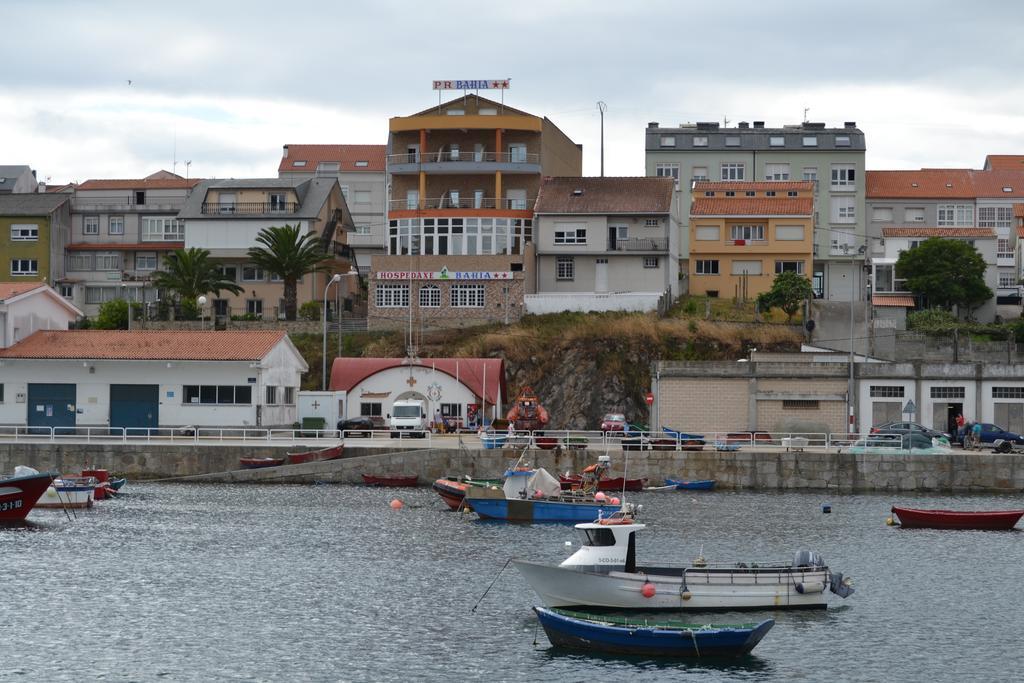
[278,144,387,273]
[370,94,582,330]
[531,176,678,312]
[0,193,71,287]
[64,173,198,316]
[688,180,814,299]
[645,120,865,300]
[0,165,41,194]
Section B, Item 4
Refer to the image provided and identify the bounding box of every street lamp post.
[198,295,207,330]
[322,274,343,391]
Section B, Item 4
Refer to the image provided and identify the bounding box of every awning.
[871,294,915,307]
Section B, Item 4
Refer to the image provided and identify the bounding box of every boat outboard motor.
[792,549,824,569]
[829,571,855,598]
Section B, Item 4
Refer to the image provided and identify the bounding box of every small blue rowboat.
[665,478,716,491]
[662,427,705,442]
[533,607,774,657]
[479,433,508,450]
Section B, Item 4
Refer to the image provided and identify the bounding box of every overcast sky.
[5,0,1024,184]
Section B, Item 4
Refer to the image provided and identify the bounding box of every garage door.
[110,384,159,435]
[27,383,77,434]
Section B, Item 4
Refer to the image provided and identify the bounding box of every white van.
[389,399,428,438]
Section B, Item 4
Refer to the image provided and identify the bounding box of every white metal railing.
[388,197,533,211]
[387,152,539,165]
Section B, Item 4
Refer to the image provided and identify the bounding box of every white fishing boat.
[513,509,854,610]
[35,476,97,509]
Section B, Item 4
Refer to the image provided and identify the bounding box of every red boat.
[82,468,118,500]
[239,457,286,469]
[559,475,647,492]
[287,444,343,465]
[1,469,56,521]
[362,473,418,487]
[891,505,1024,530]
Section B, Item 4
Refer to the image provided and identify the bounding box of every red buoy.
[389,499,404,510]
[594,491,607,502]
[641,582,656,598]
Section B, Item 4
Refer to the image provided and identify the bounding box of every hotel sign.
[377,267,512,281]
[432,79,510,90]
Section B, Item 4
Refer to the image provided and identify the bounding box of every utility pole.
[597,101,607,177]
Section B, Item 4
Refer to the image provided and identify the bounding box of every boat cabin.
[564,516,645,573]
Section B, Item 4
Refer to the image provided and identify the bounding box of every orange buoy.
[389,499,404,510]
[610,497,620,505]
[594,491,607,502]
[641,581,656,598]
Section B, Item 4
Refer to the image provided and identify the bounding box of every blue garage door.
[27,383,77,434]
[110,384,159,435]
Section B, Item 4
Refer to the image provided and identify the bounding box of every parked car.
[337,416,376,437]
[600,413,628,432]
[962,423,1023,446]
[870,421,950,441]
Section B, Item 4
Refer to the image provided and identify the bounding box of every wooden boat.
[286,444,343,465]
[891,505,1024,530]
[663,427,706,449]
[560,474,647,492]
[464,467,621,522]
[534,436,559,450]
[239,457,286,469]
[514,512,855,610]
[479,432,508,450]
[109,477,127,491]
[0,468,56,521]
[534,607,774,658]
[36,476,97,509]
[361,474,418,487]
[432,477,502,510]
[666,478,716,491]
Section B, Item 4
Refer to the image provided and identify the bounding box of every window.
[725,191,736,197]
[135,191,146,205]
[872,208,894,222]
[265,386,278,405]
[655,163,680,187]
[217,265,237,282]
[775,225,805,240]
[375,283,409,308]
[659,136,676,147]
[355,224,371,235]
[135,252,157,270]
[831,227,856,255]
[556,256,574,280]
[769,136,785,147]
[354,190,371,204]
[930,386,965,399]
[803,136,818,147]
[730,224,765,241]
[108,216,125,235]
[645,218,660,227]
[419,284,440,307]
[361,402,383,417]
[293,160,307,167]
[246,299,263,317]
[316,162,340,174]
[745,191,755,197]
[832,196,856,223]
[183,385,252,405]
[765,191,776,197]
[831,164,856,188]
[721,163,745,180]
[84,216,99,235]
[993,387,1024,399]
[643,257,659,268]
[60,284,73,298]
[554,227,587,244]
[783,400,820,409]
[695,260,719,275]
[870,385,904,398]
[96,252,122,270]
[775,260,805,274]
[141,217,185,241]
[999,272,1018,288]
[904,207,925,222]
[692,136,708,147]
[451,284,485,307]
[937,204,973,226]
[835,135,851,147]
[724,136,741,147]
[998,238,1013,258]
[731,260,763,275]
[447,109,464,116]
[787,191,798,197]
[802,167,818,182]
[268,193,287,211]
[10,224,38,241]
[11,259,38,276]
[979,206,1013,229]
[283,387,296,405]
[692,166,708,181]
[242,265,266,282]
[695,226,720,241]
[765,163,790,181]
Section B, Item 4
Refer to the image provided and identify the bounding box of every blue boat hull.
[666,478,716,491]
[534,607,773,657]
[466,497,621,522]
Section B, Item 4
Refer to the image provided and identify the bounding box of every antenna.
[185,160,192,180]
[803,107,810,123]
[172,129,177,175]
[723,115,730,128]
[597,101,607,178]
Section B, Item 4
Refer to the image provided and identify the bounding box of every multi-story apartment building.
[177,177,354,321]
[64,173,198,316]
[531,176,678,312]
[0,193,71,287]
[0,165,42,194]
[687,181,814,299]
[645,120,865,300]
[278,144,386,273]
[371,94,581,331]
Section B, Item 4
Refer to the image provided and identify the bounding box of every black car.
[337,416,376,437]
[870,421,950,441]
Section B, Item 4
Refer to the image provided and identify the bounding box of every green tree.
[895,238,992,311]
[95,299,129,329]
[247,224,329,320]
[757,271,814,323]
[151,247,244,308]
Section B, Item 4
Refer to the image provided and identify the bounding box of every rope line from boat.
[688,628,700,657]
[48,472,75,522]
[471,557,513,614]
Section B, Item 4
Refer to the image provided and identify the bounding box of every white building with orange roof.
[0,330,306,432]
[0,282,82,348]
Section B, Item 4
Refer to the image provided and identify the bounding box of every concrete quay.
[3,441,1024,492]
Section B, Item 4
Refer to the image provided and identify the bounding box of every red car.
[600,413,628,432]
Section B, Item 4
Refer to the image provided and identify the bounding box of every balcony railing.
[609,237,669,251]
[388,197,534,211]
[387,151,539,165]
[72,199,185,211]
[201,202,298,215]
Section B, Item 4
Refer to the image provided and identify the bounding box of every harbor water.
[4,483,1024,681]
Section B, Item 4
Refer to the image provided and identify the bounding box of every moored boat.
[513,511,854,610]
[0,467,56,521]
[286,444,343,465]
[479,432,508,450]
[108,477,127,491]
[666,478,716,491]
[534,607,774,658]
[36,476,97,509]
[362,473,418,487]
[432,476,502,510]
[464,467,622,522]
[891,505,1024,530]
[239,457,286,469]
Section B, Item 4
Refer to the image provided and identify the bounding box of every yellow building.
[688,181,814,298]
[0,193,71,286]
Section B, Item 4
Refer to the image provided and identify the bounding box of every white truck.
[388,399,428,438]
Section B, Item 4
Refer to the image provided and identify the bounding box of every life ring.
[598,517,634,525]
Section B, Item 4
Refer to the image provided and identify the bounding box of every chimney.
[753,121,765,129]
[648,121,659,129]
[282,145,289,158]
[738,121,749,129]
[37,182,46,193]
[844,121,857,128]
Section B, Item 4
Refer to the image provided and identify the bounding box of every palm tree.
[247,224,329,320]
[151,247,244,305]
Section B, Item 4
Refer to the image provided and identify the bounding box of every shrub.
[906,308,958,333]
[178,298,200,321]
[299,301,321,321]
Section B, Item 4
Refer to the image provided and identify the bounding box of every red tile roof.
[1017,226,1024,238]
[690,197,813,216]
[985,155,1024,171]
[1015,204,1024,219]
[66,242,184,251]
[0,282,46,301]
[692,181,815,192]
[329,357,506,406]
[534,177,674,214]
[872,294,915,307]
[0,330,288,361]
[866,170,975,198]
[279,144,386,173]
[77,178,200,190]
[970,170,1024,197]
[880,227,995,238]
